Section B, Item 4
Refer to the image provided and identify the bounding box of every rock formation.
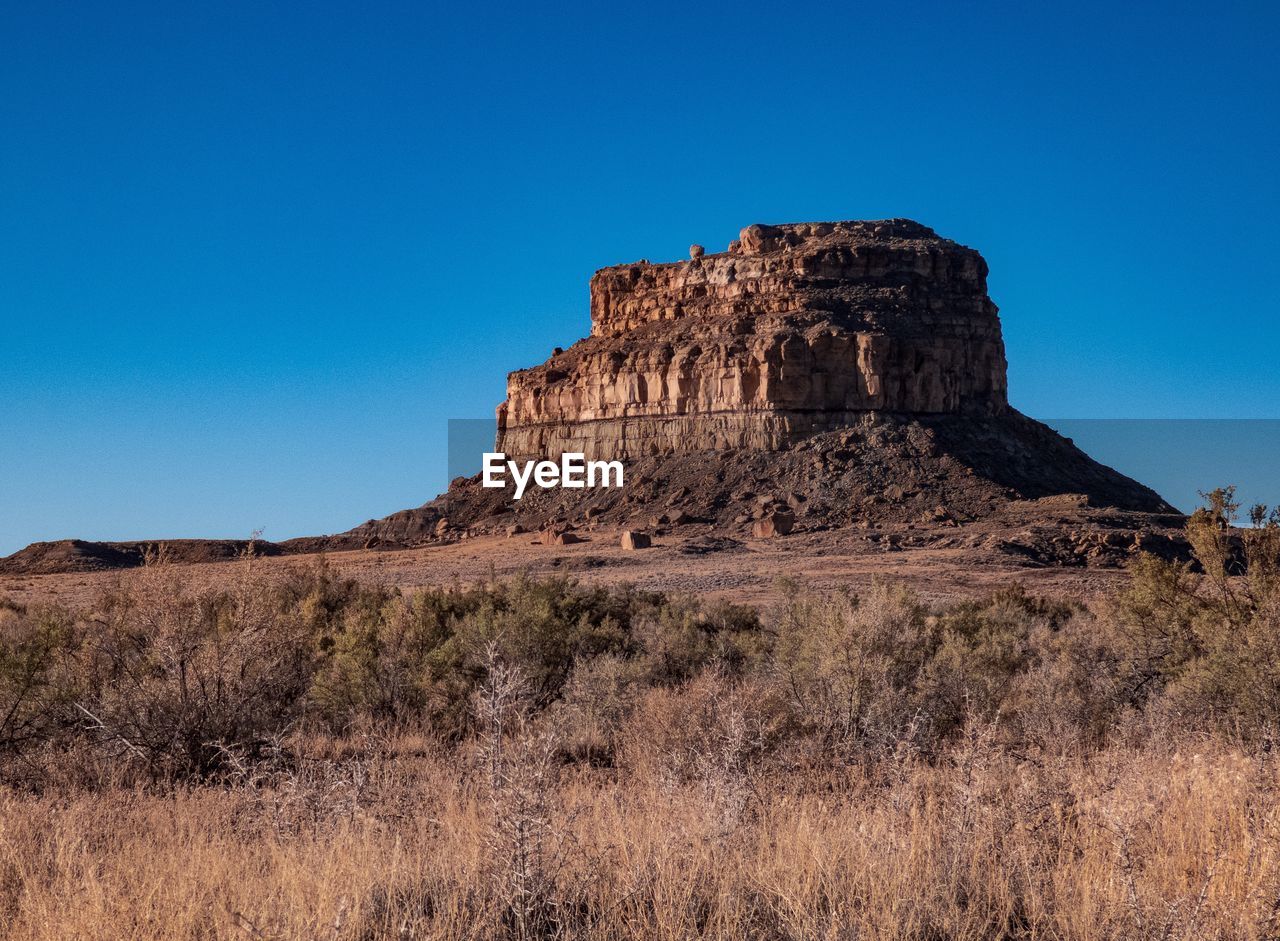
[498,220,1007,461]
[335,218,1180,565]
[0,219,1187,575]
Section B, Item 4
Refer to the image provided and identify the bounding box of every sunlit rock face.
[497,220,1009,460]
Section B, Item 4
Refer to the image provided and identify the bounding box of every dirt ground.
[0,523,1132,610]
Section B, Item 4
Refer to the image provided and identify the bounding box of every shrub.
[629,594,764,685]
[769,580,931,754]
[0,601,79,761]
[917,587,1074,738]
[1104,488,1280,736]
[1008,609,1126,749]
[616,669,779,788]
[449,575,635,707]
[74,568,313,779]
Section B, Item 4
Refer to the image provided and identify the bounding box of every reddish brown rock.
[328,220,1173,558]
[498,220,1006,461]
[753,510,795,539]
[621,530,652,550]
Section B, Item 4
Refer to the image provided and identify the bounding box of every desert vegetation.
[1,491,1279,939]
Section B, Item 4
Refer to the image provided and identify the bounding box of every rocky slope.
[0,538,283,575]
[346,411,1184,567]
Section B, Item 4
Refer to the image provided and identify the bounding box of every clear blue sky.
[2,1,1277,555]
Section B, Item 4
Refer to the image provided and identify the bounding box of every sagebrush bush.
[0,601,78,759]
[770,579,931,753]
[1101,488,1280,737]
[918,587,1076,738]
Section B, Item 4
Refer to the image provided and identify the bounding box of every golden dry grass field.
[3,731,1278,940]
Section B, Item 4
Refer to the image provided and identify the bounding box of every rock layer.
[498,220,1008,460]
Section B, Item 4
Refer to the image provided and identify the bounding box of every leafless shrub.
[74,564,312,780]
[473,642,576,940]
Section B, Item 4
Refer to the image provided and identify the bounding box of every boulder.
[752,511,795,539]
[621,530,651,550]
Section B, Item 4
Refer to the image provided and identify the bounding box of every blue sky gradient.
[2,1,1277,554]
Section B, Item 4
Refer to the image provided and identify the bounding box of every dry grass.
[1,728,1278,940]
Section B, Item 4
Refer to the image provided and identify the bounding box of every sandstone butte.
[0,219,1189,575]
[498,220,1007,461]
[336,218,1184,566]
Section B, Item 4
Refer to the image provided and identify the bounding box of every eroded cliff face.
[497,220,1008,459]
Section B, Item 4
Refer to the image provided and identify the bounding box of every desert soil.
[0,524,1130,610]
